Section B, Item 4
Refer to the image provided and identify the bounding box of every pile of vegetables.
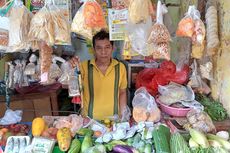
[196,93,229,121]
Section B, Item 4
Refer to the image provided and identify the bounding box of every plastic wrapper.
[83,0,107,28]
[149,1,170,60]
[24,54,37,75]
[191,42,204,59]
[29,6,54,46]
[39,41,53,84]
[132,87,161,123]
[0,29,8,51]
[158,82,195,106]
[152,42,170,60]
[187,109,216,133]
[6,62,15,89]
[127,16,153,56]
[148,1,170,44]
[148,23,170,44]
[7,0,32,53]
[71,0,106,40]
[200,61,213,80]
[206,6,219,56]
[121,105,131,122]
[58,61,72,85]
[176,6,196,37]
[51,5,71,45]
[68,70,80,97]
[49,57,62,80]
[111,0,129,9]
[192,19,205,45]
[71,4,93,40]
[188,60,211,94]
[0,109,23,125]
[29,0,71,46]
[128,0,150,24]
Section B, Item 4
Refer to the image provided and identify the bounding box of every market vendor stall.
[0,0,230,152]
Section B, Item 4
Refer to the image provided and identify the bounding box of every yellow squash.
[57,127,72,151]
[32,117,46,136]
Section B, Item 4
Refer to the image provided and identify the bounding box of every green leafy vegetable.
[195,94,228,121]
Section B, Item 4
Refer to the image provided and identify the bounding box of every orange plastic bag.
[83,0,107,28]
[176,17,194,37]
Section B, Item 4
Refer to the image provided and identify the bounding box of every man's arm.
[119,88,127,116]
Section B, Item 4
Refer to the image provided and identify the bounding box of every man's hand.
[69,56,80,68]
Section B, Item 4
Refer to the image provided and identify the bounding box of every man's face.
[94,39,113,62]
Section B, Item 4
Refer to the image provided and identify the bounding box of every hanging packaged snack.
[58,61,72,85]
[49,56,63,80]
[68,69,81,97]
[152,42,170,60]
[6,0,32,53]
[83,0,107,28]
[29,0,71,46]
[177,5,205,45]
[0,1,12,51]
[71,5,93,40]
[29,6,55,46]
[128,0,151,24]
[39,41,53,84]
[148,1,170,60]
[0,29,8,51]
[71,0,107,40]
[205,6,219,56]
[176,6,195,38]
[192,18,205,45]
[111,0,129,9]
[127,16,153,56]
[50,2,71,45]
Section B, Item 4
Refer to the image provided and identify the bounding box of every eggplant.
[113,145,139,153]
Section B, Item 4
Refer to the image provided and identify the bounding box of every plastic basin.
[156,98,191,117]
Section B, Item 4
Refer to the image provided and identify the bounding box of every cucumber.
[152,125,170,153]
[68,139,81,153]
[170,132,191,153]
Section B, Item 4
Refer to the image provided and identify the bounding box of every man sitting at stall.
[70,30,128,120]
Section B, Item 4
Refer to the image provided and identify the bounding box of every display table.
[0,84,62,122]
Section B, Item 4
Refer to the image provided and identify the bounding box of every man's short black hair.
[92,30,113,48]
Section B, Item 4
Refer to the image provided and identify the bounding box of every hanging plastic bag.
[128,0,151,24]
[29,5,55,46]
[148,1,171,60]
[83,0,107,28]
[132,87,161,123]
[68,69,81,97]
[49,56,63,80]
[49,0,71,45]
[6,62,15,89]
[6,0,32,53]
[176,6,195,38]
[24,54,37,75]
[71,0,106,40]
[0,1,12,51]
[191,42,205,59]
[58,61,72,85]
[127,16,153,56]
[0,29,8,51]
[148,1,170,44]
[188,59,211,94]
[39,41,53,84]
[71,3,93,40]
[192,18,205,45]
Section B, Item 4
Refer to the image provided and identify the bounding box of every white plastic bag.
[132,87,161,123]
[0,109,23,125]
[127,16,152,56]
[58,61,72,85]
[7,0,32,53]
[24,54,37,75]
